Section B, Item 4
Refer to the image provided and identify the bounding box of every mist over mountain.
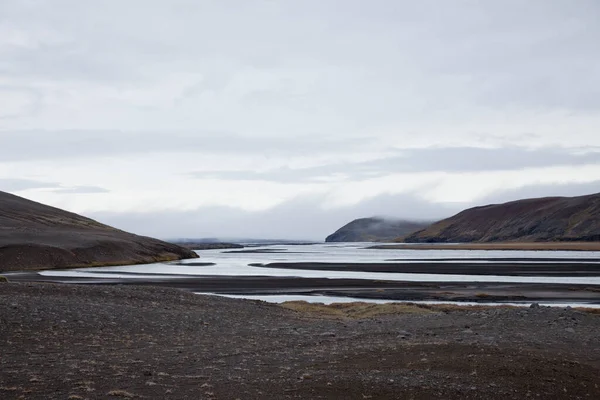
[326,217,431,242]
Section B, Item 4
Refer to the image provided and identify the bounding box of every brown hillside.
[0,191,197,271]
[404,193,600,243]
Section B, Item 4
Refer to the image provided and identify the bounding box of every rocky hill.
[0,191,198,271]
[404,193,600,243]
[326,217,429,242]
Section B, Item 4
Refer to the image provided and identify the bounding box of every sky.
[1,0,600,240]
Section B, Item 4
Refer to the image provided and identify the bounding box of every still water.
[38,243,600,306]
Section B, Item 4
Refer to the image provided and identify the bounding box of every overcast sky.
[1,0,600,240]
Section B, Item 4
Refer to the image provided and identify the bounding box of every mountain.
[0,191,198,272]
[403,193,600,243]
[326,217,430,242]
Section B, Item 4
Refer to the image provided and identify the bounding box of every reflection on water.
[198,292,600,308]
[39,243,600,284]
[35,243,600,304]
[39,264,600,285]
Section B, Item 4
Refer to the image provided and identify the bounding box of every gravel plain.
[1,282,599,399]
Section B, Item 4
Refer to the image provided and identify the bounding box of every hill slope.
[326,217,429,242]
[0,191,198,271]
[404,193,600,243]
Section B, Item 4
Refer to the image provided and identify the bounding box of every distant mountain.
[0,191,198,272]
[404,193,600,243]
[170,238,318,247]
[326,217,430,242]
[171,241,244,250]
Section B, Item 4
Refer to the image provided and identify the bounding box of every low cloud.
[0,130,370,162]
[89,192,457,241]
[0,178,59,191]
[50,185,109,194]
[88,180,600,241]
[0,179,109,195]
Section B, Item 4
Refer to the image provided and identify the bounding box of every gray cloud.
[88,180,600,240]
[0,130,372,162]
[0,178,108,195]
[0,178,59,191]
[89,192,457,241]
[189,147,600,182]
[49,186,109,194]
[477,181,600,206]
[2,0,600,240]
[1,0,599,126]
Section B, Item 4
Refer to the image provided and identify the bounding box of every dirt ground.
[1,282,599,399]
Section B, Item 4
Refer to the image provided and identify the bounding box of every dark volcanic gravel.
[1,283,599,399]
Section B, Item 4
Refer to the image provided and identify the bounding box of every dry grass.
[377,242,600,251]
[281,301,438,319]
[575,307,600,315]
[424,303,518,313]
[107,389,136,398]
[281,301,528,319]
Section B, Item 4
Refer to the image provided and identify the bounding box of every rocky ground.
[1,282,599,399]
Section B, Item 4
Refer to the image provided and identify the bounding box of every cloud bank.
[1,0,599,239]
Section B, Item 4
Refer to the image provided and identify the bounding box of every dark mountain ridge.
[326,217,430,242]
[404,192,600,243]
[0,191,198,271]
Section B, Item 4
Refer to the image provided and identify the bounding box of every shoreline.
[371,241,600,251]
[0,251,198,273]
[252,260,600,276]
[6,271,600,305]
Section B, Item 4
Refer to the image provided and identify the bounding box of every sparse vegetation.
[108,389,136,398]
[2,284,599,399]
[281,301,528,318]
[281,301,437,318]
[0,276,8,283]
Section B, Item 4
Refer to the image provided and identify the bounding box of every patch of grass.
[423,303,518,312]
[282,301,529,318]
[575,307,600,315]
[108,389,136,398]
[0,276,8,283]
[281,301,437,319]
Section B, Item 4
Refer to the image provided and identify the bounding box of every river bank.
[5,271,600,304]
[372,242,600,251]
